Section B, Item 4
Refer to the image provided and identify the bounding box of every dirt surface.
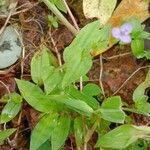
[0,0,150,149]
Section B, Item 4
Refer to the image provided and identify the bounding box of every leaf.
[100,96,126,123]
[83,83,102,96]
[48,15,59,28]
[74,117,84,147]
[48,95,94,116]
[37,140,51,150]
[30,113,58,150]
[133,69,150,115]
[127,17,143,33]
[62,47,92,88]
[62,21,110,87]
[139,31,150,40]
[16,79,56,112]
[83,0,117,26]
[44,69,63,95]
[0,93,22,123]
[133,83,148,103]
[133,69,150,102]
[0,128,16,144]
[66,86,99,110]
[125,139,148,150]
[31,46,53,85]
[51,115,71,150]
[95,124,150,149]
[144,51,150,60]
[131,40,145,58]
[52,0,67,13]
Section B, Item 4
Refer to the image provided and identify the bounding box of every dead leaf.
[83,0,117,26]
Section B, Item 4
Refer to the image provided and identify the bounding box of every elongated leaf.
[31,47,51,85]
[51,115,71,150]
[52,0,67,13]
[83,0,117,26]
[100,96,125,123]
[95,124,150,149]
[62,47,92,88]
[74,117,84,147]
[31,45,58,85]
[0,93,22,123]
[62,21,110,87]
[48,95,94,116]
[16,79,56,112]
[16,79,93,115]
[0,128,16,144]
[37,140,51,150]
[133,69,150,102]
[125,139,148,150]
[133,69,150,115]
[131,40,145,58]
[44,69,63,94]
[30,113,58,150]
[66,86,99,110]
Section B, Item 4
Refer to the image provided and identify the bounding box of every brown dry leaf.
[92,0,150,56]
[108,0,150,27]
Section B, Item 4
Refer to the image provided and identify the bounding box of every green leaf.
[31,47,51,85]
[48,95,94,116]
[62,47,92,88]
[74,117,84,147]
[51,115,71,150]
[16,79,56,112]
[66,86,99,110]
[133,83,149,103]
[138,31,150,40]
[133,69,150,102]
[83,83,102,96]
[0,128,16,144]
[52,0,67,13]
[144,51,150,59]
[37,140,51,150]
[31,45,58,85]
[62,21,110,87]
[100,96,125,123]
[131,40,145,58]
[127,17,143,33]
[95,124,150,149]
[48,15,59,28]
[125,139,149,150]
[30,113,58,150]
[133,69,150,115]
[44,69,63,95]
[64,21,110,59]
[97,119,110,136]
[0,93,22,123]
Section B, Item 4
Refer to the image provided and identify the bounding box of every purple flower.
[112,23,133,44]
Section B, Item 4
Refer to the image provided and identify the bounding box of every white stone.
[0,26,22,69]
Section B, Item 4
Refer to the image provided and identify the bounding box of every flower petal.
[120,23,133,35]
[112,28,121,39]
[120,35,131,44]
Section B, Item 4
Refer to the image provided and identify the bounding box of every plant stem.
[62,0,80,31]
[85,119,99,143]
[41,0,78,35]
